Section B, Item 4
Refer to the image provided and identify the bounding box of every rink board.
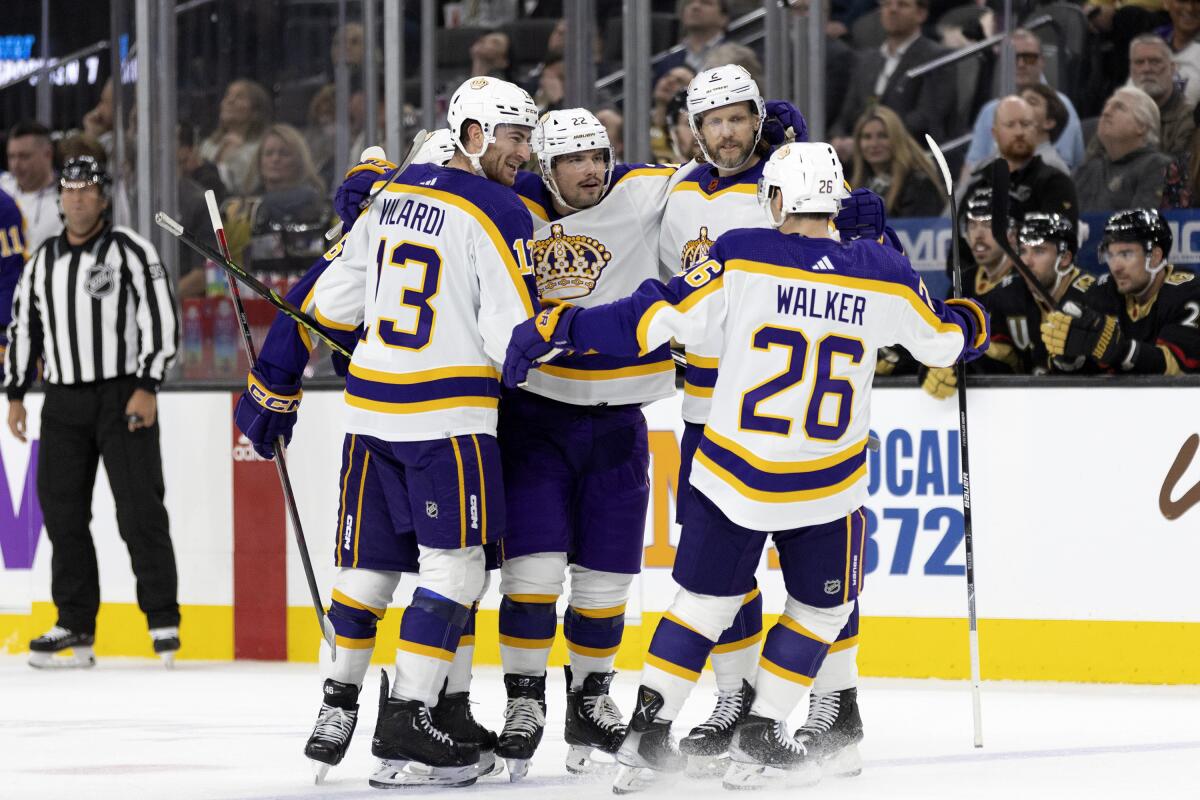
[1,387,1198,683]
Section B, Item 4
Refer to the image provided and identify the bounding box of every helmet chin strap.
[455,137,490,177]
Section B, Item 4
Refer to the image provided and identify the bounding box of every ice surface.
[1,657,1196,800]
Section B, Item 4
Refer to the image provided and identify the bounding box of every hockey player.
[982,212,1102,374]
[491,109,681,780]
[1042,208,1200,373]
[0,186,26,356]
[310,76,540,788]
[234,128,501,784]
[502,142,989,792]
[658,64,871,776]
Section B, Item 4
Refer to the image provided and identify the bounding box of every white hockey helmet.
[446,76,538,169]
[532,108,615,211]
[686,65,765,168]
[757,143,850,227]
[411,129,458,166]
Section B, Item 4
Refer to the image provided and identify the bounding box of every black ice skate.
[432,683,501,778]
[724,714,821,790]
[792,687,864,777]
[611,685,685,795]
[304,679,360,784]
[678,680,754,778]
[149,626,180,668]
[370,670,480,789]
[28,626,95,669]
[494,673,547,782]
[563,666,626,775]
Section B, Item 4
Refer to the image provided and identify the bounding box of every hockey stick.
[203,191,339,659]
[926,134,984,748]
[323,129,431,241]
[988,159,1058,309]
[155,212,351,359]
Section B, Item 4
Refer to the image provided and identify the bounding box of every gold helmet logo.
[470,77,489,90]
[777,144,792,158]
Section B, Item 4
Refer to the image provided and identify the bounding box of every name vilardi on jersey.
[379,196,446,236]
[530,223,612,300]
[680,226,716,272]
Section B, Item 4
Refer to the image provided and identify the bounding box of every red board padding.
[232,395,288,659]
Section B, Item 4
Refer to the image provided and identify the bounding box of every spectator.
[0,120,61,253]
[303,84,337,188]
[653,0,730,80]
[450,0,519,26]
[81,78,115,161]
[1074,86,1173,211]
[702,42,763,86]
[178,121,226,203]
[847,105,944,217]
[832,0,955,151]
[199,78,272,196]
[596,107,625,161]
[963,30,1086,174]
[789,0,854,125]
[1019,84,1072,175]
[469,32,512,80]
[1158,0,1200,106]
[1127,34,1196,165]
[219,124,331,270]
[520,18,567,94]
[665,88,702,162]
[535,56,566,113]
[330,21,365,71]
[650,66,696,162]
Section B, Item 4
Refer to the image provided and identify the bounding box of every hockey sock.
[709,588,764,692]
[498,593,558,677]
[564,602,625,687]
[392,587,471,706]
[444,602,478,695]
[641,591,743,721]
[324,588,386,687]
[813,600,860,694]
[753,597,853,721]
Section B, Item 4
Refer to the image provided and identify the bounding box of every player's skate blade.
[368,758,478,788]
[612,763,679,794]
[565,744,618,776]
[721,759,821,790]
[821,742,862,777]
[475,750,503,779]
[150,626,180,668]
[504,757,530,781]
[311,761,331,784]
[28,646,95,669]
[684,754,730,779]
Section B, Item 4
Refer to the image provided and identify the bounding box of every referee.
[4,156,181,668]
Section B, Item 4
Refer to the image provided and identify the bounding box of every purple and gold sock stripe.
[645,612,716,682]
[829,600,860,653]
[759,615,833,686]
[328,591,385,650]
[712,588,764,654]
[498,594,558,650]
[398,587,470,662]
[564,603,626,658]
[335,434,371,568]
[459,602,478,649]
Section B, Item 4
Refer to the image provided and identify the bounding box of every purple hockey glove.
[333,157,397,232]
[763,100,810,145]
[234,370,302,460]
[503,303,581,388]
[835,187,887,241]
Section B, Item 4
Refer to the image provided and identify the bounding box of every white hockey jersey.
[564,228,986,531]
[512,164,685,406]
[312,162,539,441]
[658,158,770,423]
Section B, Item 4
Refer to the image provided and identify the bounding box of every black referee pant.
[38,376,179,636]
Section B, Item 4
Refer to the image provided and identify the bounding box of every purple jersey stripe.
[697,433,867,494]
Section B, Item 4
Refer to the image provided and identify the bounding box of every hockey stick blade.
[155,212,352,358]
[987,160,1058,309]
[324,128,432,241]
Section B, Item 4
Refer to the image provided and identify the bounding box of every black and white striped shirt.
[4,224,179,398]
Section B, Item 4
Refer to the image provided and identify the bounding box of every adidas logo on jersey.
[812,256,835,271]
[530,223,612,300]
[419,178,437,186]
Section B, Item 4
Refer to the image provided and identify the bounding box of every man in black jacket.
[831,0,956,148]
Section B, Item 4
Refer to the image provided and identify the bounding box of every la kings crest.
[680,226,716,272]
[531,223,613,301]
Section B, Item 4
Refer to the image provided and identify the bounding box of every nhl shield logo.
[824,579,842,595]
[425,501,439,519]
[84,263,117,298]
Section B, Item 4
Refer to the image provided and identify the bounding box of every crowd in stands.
[3,0,1200,379]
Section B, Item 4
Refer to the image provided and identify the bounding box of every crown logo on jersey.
[680,226,716,272]
[530,223,612,300]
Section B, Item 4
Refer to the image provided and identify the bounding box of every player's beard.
[480,147,519,186]
[706,135,755,171]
